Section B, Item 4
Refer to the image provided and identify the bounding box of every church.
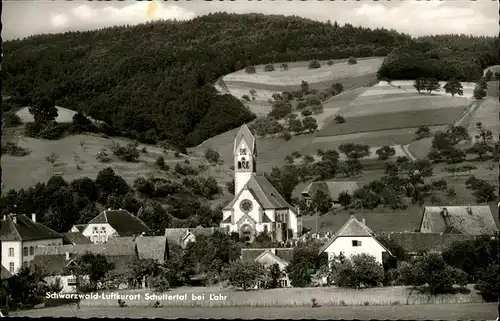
[220,124,301,242]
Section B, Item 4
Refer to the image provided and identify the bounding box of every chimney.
[467,204,472,215]
[65,252,70,261]
[32,213,36,223]
[362,218,366,225]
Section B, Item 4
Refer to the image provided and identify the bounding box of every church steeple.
[234,124,256,195]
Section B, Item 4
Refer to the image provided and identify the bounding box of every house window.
[352,240,362,247]
[93,226,98,234]
[9,263,14,273]
[279,279,288,287]
[23,247,28,256]
[8,248,14,257]
[101,226,106,231]
[92,236,98,243]
[29,246,34,255]
[67,277,77,286]
[225,226,230,233]
[240,148,247,155]
[264,225,268,234]
[258,280,267,289]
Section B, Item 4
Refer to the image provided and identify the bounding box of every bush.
[327,60,334,66]
[347,56,357,65]
[2,111,22,127]
[204,148,221,165]
[280,63,289,71]
[269,101,292,119]
[241,95,251,101]
[1,141,30,157]
[156,156,166,169]
[308,60,321,69]
[39,123,72,140]
[431,179,447,190]
[311,104,323,115]
[96,149,112,163]
[245,66,256,74]
[296,102,307,111]
[264,64,275,72]
[474,264,499,302]
[111,141,140,162]
[330,253,384,288]
[334,115,346,124]
[282,131,292,141]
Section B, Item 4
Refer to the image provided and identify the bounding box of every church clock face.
[240,199,253,212]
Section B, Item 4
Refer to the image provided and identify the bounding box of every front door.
[240,224,255,242]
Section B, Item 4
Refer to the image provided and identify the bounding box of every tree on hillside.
[413,78,426,94]
[467,142,493,161]
[300,80,311,95]
[446,126,470,145]
[484,69,493,81]
[204,148,221,165]
[309,190,332,215]
[472,182,496,203]
[29,95,58,125]
[494,72,500,81]
[375,146,396,160]
[137,199,171,234]
[331,83,344,96]
[308,60,321,69]
[264,64,275,72]
[415,125,431,140]
[327,60,334,66]
[265,165,300,203]
[475,122,493,143]
[425,78,441,93]
[288,119,304,134]
[280,63,289,71]
[45,152,59,174]
[477,78,488,90]
[473,83,487,100]
[245,66,256,74]
[339,143,370,160]
[347,56,357,65]
[443,79,463,97]
[269,100,292,119]
[95,167,130,202]
[302,117,318,133]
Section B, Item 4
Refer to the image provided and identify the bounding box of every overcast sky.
[2,0,498,41]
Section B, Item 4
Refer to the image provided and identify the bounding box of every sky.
[1,0,499,41]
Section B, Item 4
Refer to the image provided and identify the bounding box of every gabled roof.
[421,205,498,235]
[63,232,92,245]
[255,250,290,267]
[241,248,294,264]
[107,236,168,264]
[190,226,225,238]
[72,224,88,233]
[1,265,13,280]
[301,181,359,200]
[223,174,296,211]
[221,216,232,224]
[88,209,150,236]
[233,124,255,154]
[164,228,190,248]
[318,216,391,255]
[0,214,63,242]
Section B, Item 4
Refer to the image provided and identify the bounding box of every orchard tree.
[289,119,304,133]
[204,148,221,165]
[269,100,292,119]
[415,126,431,139]
[347,56,357,65]
[339,143,370,160]
[467,142,493,161]
[375,146,396,160]
[473,83,487,100]
[29,95,58,125]
[302,117,318,133]
[413,78,426,94]
[300,80,311,95]
[484,69,493,81]
[425,78,441,93]
[310,190,332,215]
[443,79,463,97]
[308,60,321,69]
[475,122,493,143]
[227,260,266,291]
[264,64,275,72]
[330,253,384,288]
[280,63,289,71]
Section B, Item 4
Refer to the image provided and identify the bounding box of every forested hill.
[3,13,498,149]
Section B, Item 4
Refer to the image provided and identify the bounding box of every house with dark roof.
[300,181,358,207]
[220,124,300,242]
[71,208,150,244]
[31,241,137,293]
[318,215,392,265]
[164,226,224,250]
[419,205,498,235]
[376,232,478,255]
[70,224,88,233]
[0,213,63,275]
[63,232,93,245]
[107,235,168,264]
[241,248,294,288]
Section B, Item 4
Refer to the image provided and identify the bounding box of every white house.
[220,124,301,242]
[241,248,294,288]
[70,208,150,243]
[318,215,392,265]
[0,213,63,275]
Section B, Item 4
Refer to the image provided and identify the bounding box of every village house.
[164,226,224,250]
[318,215,392,266]
[69,208,150,243]
[241,247,294,288]
[0,214,63,275]
[62,232,93,245]
[419,205,499,235]
[107,235,168,264]
[300,181,358,208]
[220,124,300,242]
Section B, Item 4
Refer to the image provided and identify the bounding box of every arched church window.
[246,161,250,169]
[238,161,242,169]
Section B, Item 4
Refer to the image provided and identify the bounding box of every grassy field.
[11,303,498,319]
[223,57,384,88]
[318,108,468,137]
[1,131,233,195]
[388,80,476,99]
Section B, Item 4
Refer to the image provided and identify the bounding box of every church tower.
[233,124,256,195]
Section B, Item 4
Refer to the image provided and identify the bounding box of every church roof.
[223,174,296,211]
[233,124,255,154]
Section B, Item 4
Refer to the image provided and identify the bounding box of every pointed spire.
[233,123,255,154]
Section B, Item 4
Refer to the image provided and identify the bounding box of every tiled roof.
[190,226,224,238]
[88,209,150,236]
[223,174,296,211]
[233,124,255,154]
[107,236,168,264]
[1,265,13,280]
[164,228,190,248]
[421,205,498,235]
[377,232,477,254]
[303,209,423,234]
[0,214,63,242]
[301,181,359,200]
[63,232,92,245]
[241,248,294,264]
[31,254,73,275]
[255,250,290,267]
